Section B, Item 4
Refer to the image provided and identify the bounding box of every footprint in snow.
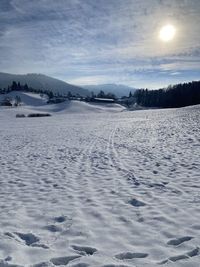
[71,245,97,255]
[187,247,200,257]
[14,232,39,246]
[43,225,62,232]
[54,215,66,223]
[115,252,148,260]
[50,255,81,266]
[128,198,146,207]
[5,232,49,249]
[31,243,49,249]
[167,236,193,246]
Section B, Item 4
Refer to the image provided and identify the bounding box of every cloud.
[0,0,14,12]
[0,0,200,88]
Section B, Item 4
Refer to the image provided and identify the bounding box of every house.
[92,98,115,104]
[47,97,66,104]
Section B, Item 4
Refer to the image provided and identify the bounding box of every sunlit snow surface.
[0,103,200,267]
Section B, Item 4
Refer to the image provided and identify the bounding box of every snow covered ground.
[0,100,200,267]
[0,92,48,107]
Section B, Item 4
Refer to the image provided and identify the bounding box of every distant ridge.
[0,72,89,96]
[82,84,137,97]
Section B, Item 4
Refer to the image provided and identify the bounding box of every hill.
[0,72,89,96]
[0,91,126,114]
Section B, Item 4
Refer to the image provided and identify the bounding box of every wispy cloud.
[0,0,199,88]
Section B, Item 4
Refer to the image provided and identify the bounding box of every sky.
[0,0,200,89]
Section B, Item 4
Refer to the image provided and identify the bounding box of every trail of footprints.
[159,235,199,264]
[4,215,69,249]
[3,232,199,266]
[2,212,200,267]
[159,247,200,265]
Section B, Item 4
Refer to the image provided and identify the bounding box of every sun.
[159,24,176,42]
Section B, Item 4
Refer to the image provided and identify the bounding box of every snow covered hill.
[0,91,126,116]
[0,104,199,266]
[0,72,89,96]
[0,91,48,107]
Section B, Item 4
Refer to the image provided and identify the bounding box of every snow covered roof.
[93,98,114,102]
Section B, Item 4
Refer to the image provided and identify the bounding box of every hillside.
[0,72,89,96]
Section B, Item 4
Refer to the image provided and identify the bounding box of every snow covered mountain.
[83,84,137,97]
[0,72,89,96]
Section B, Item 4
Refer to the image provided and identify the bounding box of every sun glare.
[159,24,176,42]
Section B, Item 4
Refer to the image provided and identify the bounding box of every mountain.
[0,72,89,96]
[82,84,137,97]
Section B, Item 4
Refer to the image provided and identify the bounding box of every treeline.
[0,81,57,99]
[0,81,84,100]
[94,90,116,99]
[134,81,200,108]
[85,90,116,102]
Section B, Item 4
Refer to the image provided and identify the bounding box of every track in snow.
[0,105,200,267]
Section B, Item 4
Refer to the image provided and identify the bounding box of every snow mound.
[52,101,126,114]
[0,93,126,115]
[0,91,47,106]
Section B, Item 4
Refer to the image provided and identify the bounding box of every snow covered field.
[0,101,200,267]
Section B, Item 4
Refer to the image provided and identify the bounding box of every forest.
[134,80,200,108]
